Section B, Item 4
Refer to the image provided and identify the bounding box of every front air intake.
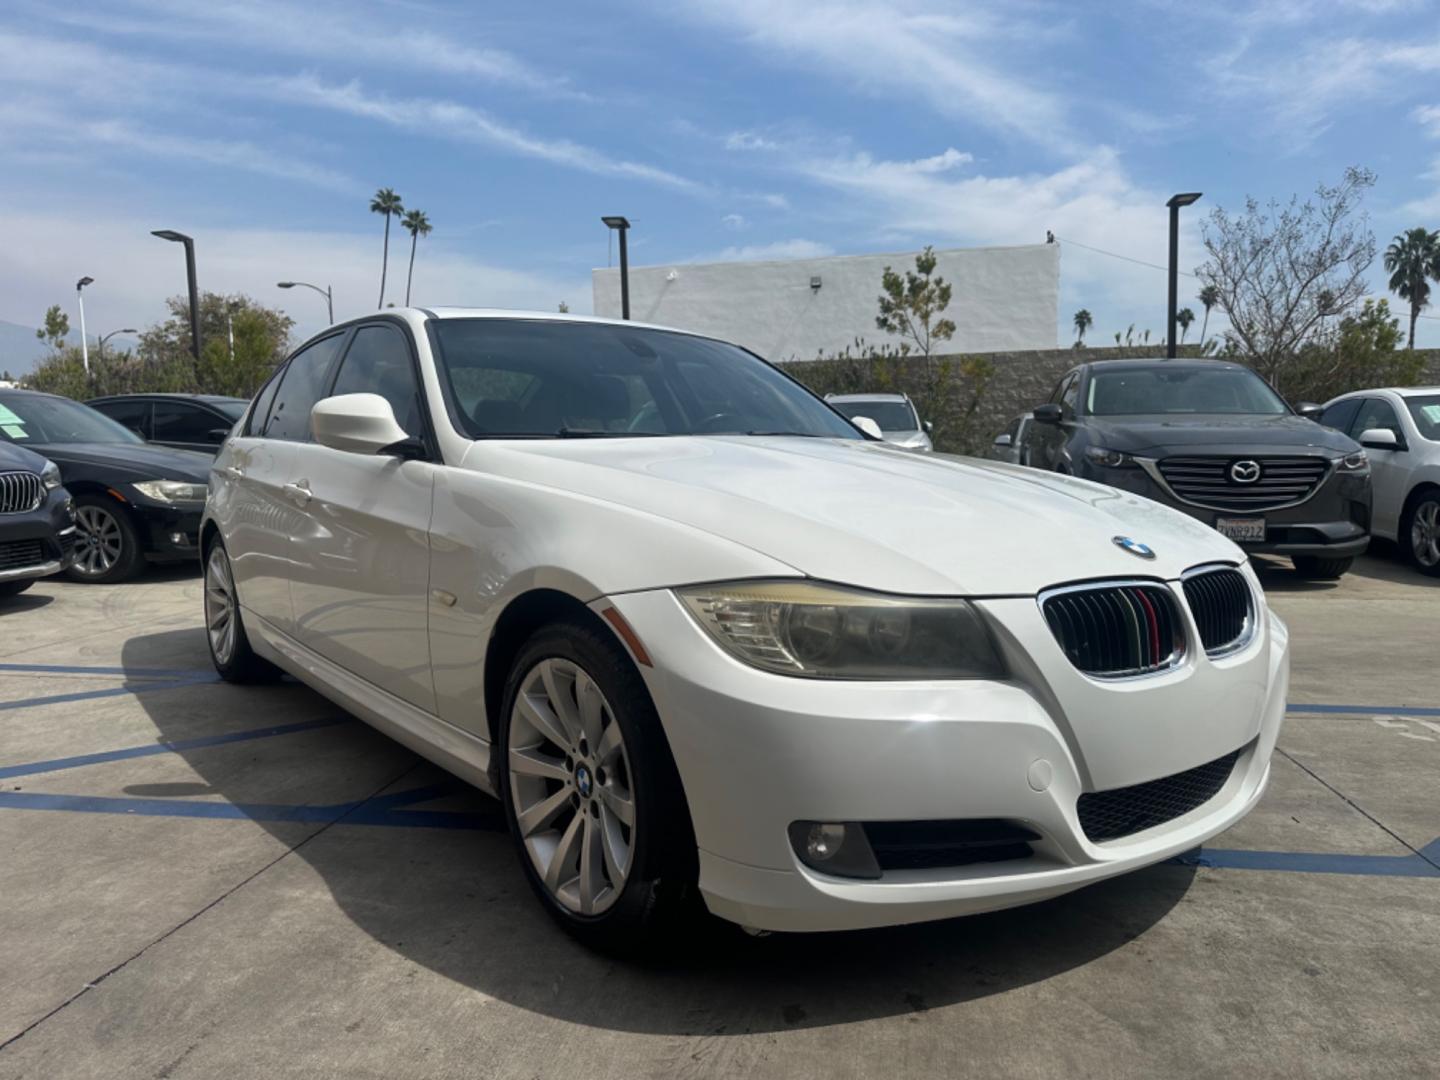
[1078,748,1242,842]
[1040,581,1184,678]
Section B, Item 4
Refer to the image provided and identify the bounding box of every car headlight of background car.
[677,581,1005,679]
[40,461,63,490]
[1083,446,1136,468]
[131,480,208,504]
[1336,450,1369,475]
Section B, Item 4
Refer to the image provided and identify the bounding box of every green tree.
[557,301,569,313]
[370,187,405,309]
[1382,226,1440,349]
[139,293,294,397]
[1176,307,1195,343]
[400,208,432,306]
[35,305,70,352]
[1197,284,1219,347]
[1289,298,1419,403]
[875,246,956,367]
[1072,308,1092,345]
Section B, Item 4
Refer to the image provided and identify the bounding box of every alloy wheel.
[205,546,238,666]
[508,657,635,916]
[1413,499,1440,569]
[73,504,124,578]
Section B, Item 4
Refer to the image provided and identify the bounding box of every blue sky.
[2,0,1439,362]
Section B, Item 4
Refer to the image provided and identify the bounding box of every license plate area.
[1216,516,1266,542]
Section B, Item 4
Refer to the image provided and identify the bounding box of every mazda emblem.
[1229,459,1262,484]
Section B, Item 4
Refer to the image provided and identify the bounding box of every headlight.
[40,461,63,490]
[677,580,1005,679]
[1336,450,1369,475]
[131,480,208,503]
[1083,446,1134,468]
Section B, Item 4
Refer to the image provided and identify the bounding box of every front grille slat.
[0,471,44,514]
[1078,749,1242,842]
[1157,455,1329,512]
[1041,581,1184,678]
[1182,566,1254,655]
[0,539,46,571]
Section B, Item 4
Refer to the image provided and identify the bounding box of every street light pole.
[601,216,631,319]
[1165,193,1202,359]
[97,328,138,361]
[151,230,201,363]
[76,276,94,374]
[276,281,334,323]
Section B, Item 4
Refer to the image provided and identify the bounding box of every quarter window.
[329,325,425,439]
[263,334,346,442]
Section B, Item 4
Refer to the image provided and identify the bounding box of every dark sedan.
[0,390,211,583]
[0,438,77,598]
[87,393,246,455]
[1015,359,1371,578]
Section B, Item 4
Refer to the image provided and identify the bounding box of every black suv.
[0,439,77,598]
[88,393,246,455]
[1015,359,1372,578]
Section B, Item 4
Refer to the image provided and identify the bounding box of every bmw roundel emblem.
[1113,535,1156,560]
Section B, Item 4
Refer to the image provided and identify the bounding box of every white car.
[825,392,933,451]
[202,309,1288,951]
[1318,387,1440,575]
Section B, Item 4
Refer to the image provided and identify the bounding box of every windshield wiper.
[554,428,669,438]
[740,430,827,437]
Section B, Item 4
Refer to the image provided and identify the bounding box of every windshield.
[830,400,917,432]
[1087,367,1288,416]
[0,394,144,445]
[1405,395,1440,441]
[431,319,862,440]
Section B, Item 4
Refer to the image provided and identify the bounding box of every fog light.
[787,820,882,879]
[170,532,186,545]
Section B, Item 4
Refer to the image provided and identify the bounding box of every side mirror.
[206,428,229,444]
[1295,402,1323,420]
[923,419,934,434]
[312,394,413,456]
[851,415,884,439]
[1358,427,1401,451]
[993,433,1013,447]
[1033,403,1063,425]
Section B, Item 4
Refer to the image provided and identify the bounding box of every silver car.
[826,393,933,451]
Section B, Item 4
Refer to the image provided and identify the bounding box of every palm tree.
[1383,227,1440,349]
[1176,307,1195,344]
[401,209,432,306]
[1072,308,1093,345]
[1197,284,1219,348]
[370,187,405,309]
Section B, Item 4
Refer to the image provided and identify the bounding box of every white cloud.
[688,239,836,263]
[1415,103,1440,137]
[721,213,749,231]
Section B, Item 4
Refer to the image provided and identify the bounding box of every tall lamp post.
[76,276,94,374]
[151,230,201,362]
[277,281,334,324]
[1165,192,1202,359]
[601,215,631,320]
[97,328,138,361]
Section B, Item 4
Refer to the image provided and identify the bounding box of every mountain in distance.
[0,319,50,379]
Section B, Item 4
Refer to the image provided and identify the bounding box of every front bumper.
[1087,460,1370,558]
[0,488,78,583]
[600,569,1289,932]
[131,501,205,563]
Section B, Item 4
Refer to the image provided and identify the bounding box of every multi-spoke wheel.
[1402,493,1440,577]
[65,495,142,583]
[508,657,636,916]
[499,618,696,952]
[203,537,280,683]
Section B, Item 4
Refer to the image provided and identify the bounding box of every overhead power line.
[1053,235,1199,279]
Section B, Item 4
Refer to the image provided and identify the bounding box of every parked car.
[88,393,247,455]
[0,438,76,598]
[825,392,933,451]
[0,390,211,583]
[988,412,1033,464]
[202,310,1288,953]
[1015,359,1371,579]
[1318,386,1440,575]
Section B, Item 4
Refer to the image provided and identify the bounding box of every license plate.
[1216,517,1266,542]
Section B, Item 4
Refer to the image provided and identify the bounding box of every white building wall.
[592,243,1058,361]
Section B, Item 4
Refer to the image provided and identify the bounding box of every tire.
[1291,555,1354,579]
[66,495,144,583]
[203,537,281,683]
[1400,490,1440,577]
[498,617,698,955]
[0,580,35,599]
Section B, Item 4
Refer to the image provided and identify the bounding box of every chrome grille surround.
[1039,579,1185,679]
[1143,455,1332,513]
[0,471,45,514]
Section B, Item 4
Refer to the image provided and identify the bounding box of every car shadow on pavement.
[1346,542,1437,588]
[121,626,1195,1035]
[0,592,55,614]
[1248,557,1340,593]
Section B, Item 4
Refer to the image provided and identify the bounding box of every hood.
[471,436,1240,596]
[1086,413,1357,455]
[0,440,50,473]
[30,442,213,484]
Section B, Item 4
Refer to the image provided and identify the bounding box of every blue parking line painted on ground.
[1174,845,1440,878]
[0,716,353,781]
[1287,703,1440,717]
[0,662,211,679]
[0,675,219,713]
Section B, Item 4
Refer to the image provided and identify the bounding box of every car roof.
[826,393,909,403]
[1081,358,1250,373]
[1328,386,1440,402]
[88,393,246,403]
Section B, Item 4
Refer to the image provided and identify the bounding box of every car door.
[221,333,347,635]
[152,401,230,453]
[1348,396,1409,538]
[285,321,438,713]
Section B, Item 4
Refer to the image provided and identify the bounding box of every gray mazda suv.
[1015,359,1371,578]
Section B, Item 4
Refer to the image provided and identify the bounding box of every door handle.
[283,480,312,507]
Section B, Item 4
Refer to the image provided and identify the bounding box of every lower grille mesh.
[1078,749,1242,842]
[0,539,46,572]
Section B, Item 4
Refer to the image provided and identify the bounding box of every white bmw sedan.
[202,309,1288,951]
